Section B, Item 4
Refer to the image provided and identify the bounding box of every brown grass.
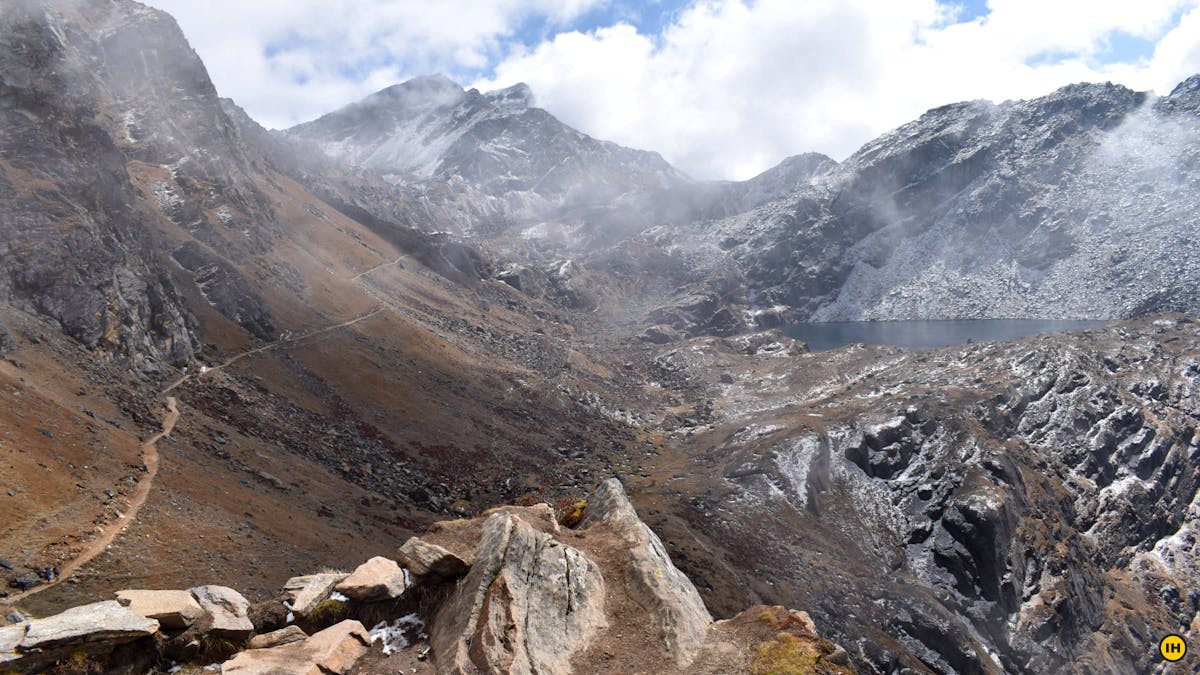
[751,633,822,675]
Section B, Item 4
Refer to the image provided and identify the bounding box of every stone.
[221,619,370,674]
[116,589,204,630]
[0,601,158,670]
[20,601,159,649]
[8,573,40,591]
[284,572,348,616]
[433,512,607,674]
[583,478,712,667]
[396,537,469,582]
[334,556,407,602]
[189,585,253,640]
[246,625,308,649]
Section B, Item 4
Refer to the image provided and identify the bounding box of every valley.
[1,1,1198,673]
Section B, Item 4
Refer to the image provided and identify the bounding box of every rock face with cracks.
[581,478,713,667]
[432,512,608,675]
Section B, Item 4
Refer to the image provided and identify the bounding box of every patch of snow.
[370,614,427,655]
[732,424,784,444]
[774,436,820,508]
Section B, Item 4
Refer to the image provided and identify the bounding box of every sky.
[145,0,1200,180]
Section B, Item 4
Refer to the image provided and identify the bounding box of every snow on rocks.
[369,614,425,655]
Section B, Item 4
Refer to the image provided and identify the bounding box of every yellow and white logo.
[1160,634,1187,662]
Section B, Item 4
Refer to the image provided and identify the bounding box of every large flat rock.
[334,556,408,602]
[0,601,158,670]
[221,619,370,674]
[116,589,203,630]
[20,600,159,650]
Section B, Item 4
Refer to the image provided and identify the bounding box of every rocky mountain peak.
[1158,73,1200,115]
[372,74,469,115]
[483,81,535,109]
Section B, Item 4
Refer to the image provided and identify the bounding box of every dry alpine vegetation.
[1,1,1199,673]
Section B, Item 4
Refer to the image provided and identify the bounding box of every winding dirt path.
[5,397,178,605]
[6,308,383,608]
[162,308,383,395]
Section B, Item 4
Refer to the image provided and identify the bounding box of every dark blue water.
[782,320,1105,352]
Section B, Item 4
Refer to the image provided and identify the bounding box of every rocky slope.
[1,479,852,674]
[629,315,1200,672]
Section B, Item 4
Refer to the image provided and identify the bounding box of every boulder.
[432,512,607,674]
[284,572,348,616]
[396,537,470,582]
[495,264,548,298]
[221,619,370,674]
[19,601,159,649]
[8,573,41,591]
[334,556,408,602]
[0,601,158,670]
[582,478,712,667]
[189,585,253,640]
[116,589,203,630]
[246,625,308,649]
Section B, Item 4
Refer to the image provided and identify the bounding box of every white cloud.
[477,0,1200,179]
[142,0,606,129]
[147,0,1200,180]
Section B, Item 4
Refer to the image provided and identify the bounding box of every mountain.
[282,76,690,247]
[666,79,1200,323]
[288,75,688,196]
